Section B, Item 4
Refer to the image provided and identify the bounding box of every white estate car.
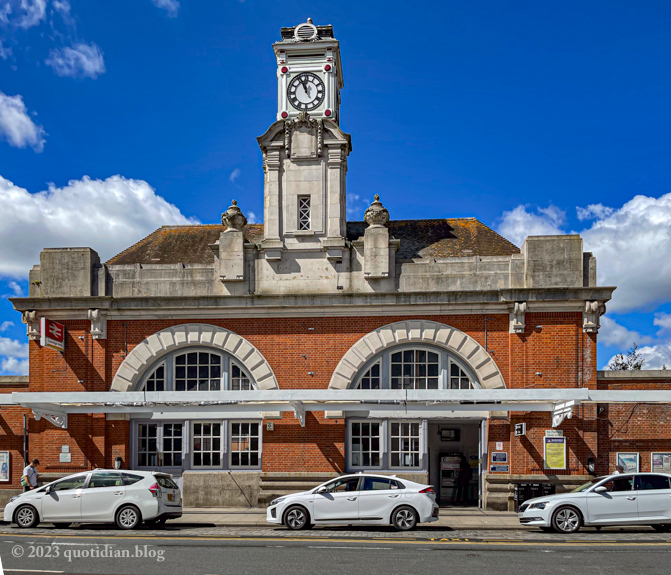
[266,473,439,531]
[4,469,182,530]
[518,473,671,533]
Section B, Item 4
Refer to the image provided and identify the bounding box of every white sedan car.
[519,473,671,533]
[4,469,182,530]
[266,473,439,531]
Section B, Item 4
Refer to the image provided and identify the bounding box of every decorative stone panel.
[110,323,279,392]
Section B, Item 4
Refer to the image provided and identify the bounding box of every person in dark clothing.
[455,455,473,505]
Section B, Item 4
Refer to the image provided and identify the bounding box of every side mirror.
[44,485,52,494]
[315,486,327,494]
[594,486,607,493]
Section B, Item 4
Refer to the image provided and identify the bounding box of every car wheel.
[652,524,671,532]
[116,506,141,530]
[15,505,39,529]
[52,523,71,529]
[284,506,310,530]
[392,506,418,531]
[552,506,582,534]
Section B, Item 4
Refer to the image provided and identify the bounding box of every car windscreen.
[571,477,607,492]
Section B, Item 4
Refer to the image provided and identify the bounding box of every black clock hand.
[300,76,310,96]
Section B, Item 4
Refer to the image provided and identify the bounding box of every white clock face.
[287,72,325,111]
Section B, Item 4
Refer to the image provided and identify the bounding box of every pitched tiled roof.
[106,219,518,265]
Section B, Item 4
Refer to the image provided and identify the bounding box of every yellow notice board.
[544,437,567,470]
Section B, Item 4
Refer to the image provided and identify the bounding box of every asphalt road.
[2,531,671,575]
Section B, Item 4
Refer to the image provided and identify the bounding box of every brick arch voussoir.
[328,320,506,390]
[110,323,278,392]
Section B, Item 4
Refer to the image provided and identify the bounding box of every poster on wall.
[652,453,671,473]
[544,436,567,470]
[617,452,639,473]
[0,451,9,482]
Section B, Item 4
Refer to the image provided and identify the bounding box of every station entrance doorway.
[427,420,484,508]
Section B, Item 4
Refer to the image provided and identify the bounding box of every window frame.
[352,345,481,391]
[228,420,263,470]
[388,419,423,470]
[298,195,311,231]
[348,419,383,471]
[138,347,257,393]
[191,420,225,470]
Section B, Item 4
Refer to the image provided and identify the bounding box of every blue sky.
[1,0,671,374]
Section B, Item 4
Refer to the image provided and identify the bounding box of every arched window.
[139,348,257,392]
[353,346,479,390]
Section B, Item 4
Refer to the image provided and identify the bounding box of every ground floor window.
[348,419,424,471]
[133,419,262,471]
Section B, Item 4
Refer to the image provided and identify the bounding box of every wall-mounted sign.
[0,451,9,482]
[492,452,508,463]
[652,453,671,473]
[41,318,65,352]
[545,430,563,437]
[617,452,639,473]
[514,423,526,437]
[544,436,567,470]
[496,441,503,451]
[490,465,509,473]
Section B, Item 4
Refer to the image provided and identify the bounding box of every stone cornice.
[9,287,616,318]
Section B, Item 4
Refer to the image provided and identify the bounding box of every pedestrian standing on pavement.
[612,464,625,475]
[456,455,473,505]
[21,459,40,492]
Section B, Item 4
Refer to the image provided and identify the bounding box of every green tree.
[607,342,645,371]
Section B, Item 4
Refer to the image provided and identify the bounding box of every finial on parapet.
[221,199,248,232]
[363,194,390,228]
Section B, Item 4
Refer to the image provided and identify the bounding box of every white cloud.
[654,313,671,336]
[0,335,28,358]
[576,203,614,221]
[7,280,22,296]
[347,193,373,220]
[52,0,75,27]
[229,168,241,183]
[1,0,47,29]
[599,316,652,349]
[1,356,28,374]
[0,174,197,278]
[151,0,179,17]
[0,91,46,152]
[45,42,105,79]
[247,211,258,225]
[0,38,12,59]
[581,193,671,312]
[497,204,565,246]
[0,321,13,331]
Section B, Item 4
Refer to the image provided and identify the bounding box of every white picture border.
[651,452,671,473]
[617,452,639,473]
[543,436,567,470]
[0,451,10,482]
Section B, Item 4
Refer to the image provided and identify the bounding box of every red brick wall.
[6,312,611,482]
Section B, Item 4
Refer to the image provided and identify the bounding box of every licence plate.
[168,494,173,501]
[518,512,523,518]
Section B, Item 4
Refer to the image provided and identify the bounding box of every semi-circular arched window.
[140,348,256,392]
[353,346,480,390]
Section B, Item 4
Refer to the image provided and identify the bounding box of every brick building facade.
[2,19,670,511]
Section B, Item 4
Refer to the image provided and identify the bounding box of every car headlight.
[530,501,548,510]
[270,497,287,507]
[8,495,20,504]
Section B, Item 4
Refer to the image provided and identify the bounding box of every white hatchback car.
[266,473,439,531]
[4,469,182,530]
[518,473,671,533]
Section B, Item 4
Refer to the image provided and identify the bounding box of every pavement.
[172,505,524,530]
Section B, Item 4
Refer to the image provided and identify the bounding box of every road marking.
[2,532,671,548]
[5,569,65,573]
[308,546,392,550]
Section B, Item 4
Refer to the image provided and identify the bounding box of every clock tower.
[256,18,352,281]
[274,18,343,124]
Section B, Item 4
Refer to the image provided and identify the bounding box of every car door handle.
[388,494,400,498]
[114,491,124,496]
[347,497,357,501]
[626,497,636,500]
[72,494,81,498]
